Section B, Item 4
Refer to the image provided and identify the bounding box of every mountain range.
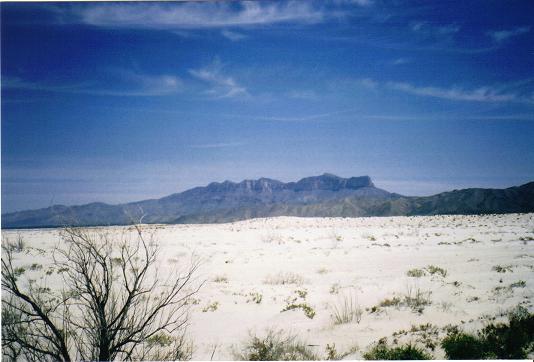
[2,173,534,229]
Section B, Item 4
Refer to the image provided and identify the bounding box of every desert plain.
[3,213,533,360]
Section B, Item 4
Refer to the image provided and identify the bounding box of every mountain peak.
[292,174,374,191]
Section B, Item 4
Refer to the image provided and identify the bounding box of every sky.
[2,0,534,213]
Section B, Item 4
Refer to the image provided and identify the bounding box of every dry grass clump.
[264,272,305,285]
[425,265,447,277]
[233,329,318,361]
[331,292,363,324]
[212,275,229,283]
[406,268,426,278]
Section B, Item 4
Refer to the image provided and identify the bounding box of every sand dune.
[3,213,533,359]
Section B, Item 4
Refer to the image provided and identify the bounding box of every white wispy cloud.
[189,59,248,99]
[386,81,527,103]
[66,1,324,29]
[411,21,460,36]
[221,29,248,41]
[2,70,182,96]
[357,78,379,89]
[392,57,411,65]
[488,26,530,43]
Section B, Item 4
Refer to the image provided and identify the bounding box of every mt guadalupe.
[2,174,534,228]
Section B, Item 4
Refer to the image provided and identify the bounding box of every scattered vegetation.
[331,292,363,325]
[510,280,526,288]
[281,289,315,319]
[425,265,447,277]
[379,296,402,308]
[233,329,318,361]
[212,275,229,283]
[329,283,341,295]
[441,330,484,359]
[264,272,305,285]
[202,301,220,313]
[281,303,315,319]
[247,292,263,304]
[441,305,534,359]
[406,268,425,278]
[405,284,433,313]
[363,338,432,360]
[4,235,25,253]
[374,285,431,314]
[492,264,513,273]
[2,227,200,361]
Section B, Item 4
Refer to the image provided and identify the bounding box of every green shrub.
[441,331,484,359]
[234,330,318,360]
[407,268,426,278]
[479,305,534,359]
[425,265,447,277]
[281,303,316,319]
[441,306,534,359]
[363,338,431,360]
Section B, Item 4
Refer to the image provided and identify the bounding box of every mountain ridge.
[2,174,534,229]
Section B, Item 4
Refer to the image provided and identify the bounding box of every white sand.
[3,213,534,360]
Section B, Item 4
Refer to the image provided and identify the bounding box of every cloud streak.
[384,81,533,104]
[189,60,248,99]
[221,29,247,41]
[488,26,530,43]
[66,1,325,29]
[2,70,182,97]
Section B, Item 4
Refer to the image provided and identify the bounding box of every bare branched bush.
[2,226,202,361]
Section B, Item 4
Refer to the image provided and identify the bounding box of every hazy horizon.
[2,1,534,213]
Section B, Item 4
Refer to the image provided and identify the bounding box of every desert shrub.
[247,292,263,304]
[212,275,229,283]
[331,293,363,324]
[363,338,432,360]
[379,296,402,308]
[202,301,219,312]
[425,265,447,277]
[2,227,200,361]
[233,330,318,361]
[479,305,534,359]
[441,306,534,359]
[281,289,315,319]
[441,330,484,359]
[281,303,315,319]
[492,265,513,273]
[4,235,26,253]
[404,285,431,313]
[406,268,426,278]
[325,344,338,360]
[510,280,526,288]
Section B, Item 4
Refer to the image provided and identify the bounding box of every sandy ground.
[3,213,534,360]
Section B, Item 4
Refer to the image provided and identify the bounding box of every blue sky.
[2,0,534,212]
